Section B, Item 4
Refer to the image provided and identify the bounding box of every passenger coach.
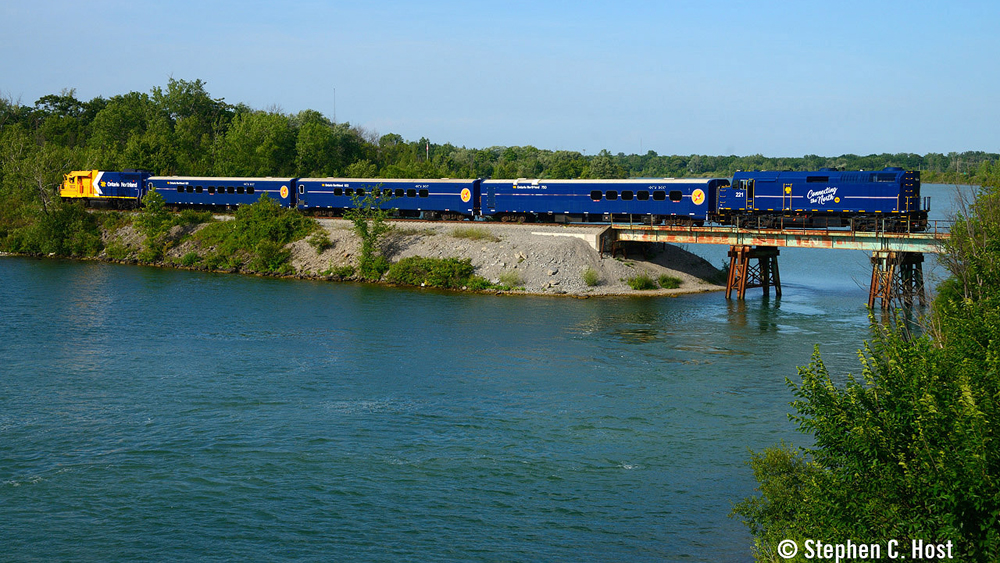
[296,178,480,220]
[146,176,296,208]
[480,178,727,224]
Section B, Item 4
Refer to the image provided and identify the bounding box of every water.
[0,184,970,562]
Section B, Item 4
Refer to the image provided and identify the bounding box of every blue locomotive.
[59,167,928,231]
[717,167,926,230]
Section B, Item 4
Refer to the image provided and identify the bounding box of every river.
[0,184,968,561]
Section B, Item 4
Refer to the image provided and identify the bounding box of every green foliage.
[658,274,682,289]
[626,273,657,290]
[180,252,201,267]
[104,240,132,261]
[582,266,601,287]
[343,189,395,281]
[322,264,355,279]
[734,181,1000,562]
[450,225,499,242]
[307,230,332,253]
[136,189,171,239]
[194,195,317,273]
[386,256,492,290]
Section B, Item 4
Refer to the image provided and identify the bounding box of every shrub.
[180,252,201,267]
[194,195,317,272]
[658,274,682,289]
[104,240,132,261]
[386,256,486,289]
[451,226,499,242]
[582,266,601,287]
[626,273,657,290]
[307,230,333,253]
[325,264,355,279]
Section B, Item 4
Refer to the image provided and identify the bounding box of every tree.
[732,176,1000,561]
[213,110,296,177]
[343,189,395,280]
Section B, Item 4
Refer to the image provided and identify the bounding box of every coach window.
[590,190,602,201]
[637,191,650,201]
[669,191,682,202]
[228,187,235,194]
[333,188,343,196]
[383,188,393,197]
[177,186,183,193]
[186,186,194,193]
[196,186,203,194]
[621,190,634,201]
[237,186,245,194]
[345,188,354,196]
[247,187,254,194]
[419,189,429,198]
[395,188,405,197]
[407,189,417,198]
[653,191,666,201]
[298,185,305,195]
[606,190,618,200]
[357,188,365,197]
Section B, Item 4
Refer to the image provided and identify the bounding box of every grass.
[498,269,524,288]
[451,226,500,242]
[582,266,601,287]
[658,274,682,289]
[626,274,658,290]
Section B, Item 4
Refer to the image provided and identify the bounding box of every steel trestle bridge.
[602,222,950,308]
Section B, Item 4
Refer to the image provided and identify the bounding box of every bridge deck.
[609,223,950,254]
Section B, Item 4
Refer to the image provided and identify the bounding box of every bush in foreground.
[386,257,493,290]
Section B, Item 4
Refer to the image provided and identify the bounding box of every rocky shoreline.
[19,219,728,297]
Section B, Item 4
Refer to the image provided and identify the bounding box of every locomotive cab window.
[653,191,666,201]
[621,191,634,201]
[606,190,618,200]
[637,191,650,201]
[669,190,683,202]
[590,190,602,201]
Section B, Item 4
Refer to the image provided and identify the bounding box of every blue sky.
[3,0,998,157]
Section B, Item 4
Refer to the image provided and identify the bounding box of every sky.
[2,0,998,157]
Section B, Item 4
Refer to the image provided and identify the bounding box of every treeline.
[1,78,997,193]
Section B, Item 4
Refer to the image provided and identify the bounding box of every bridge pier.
[726,245,781,300]
[868,251,925,309]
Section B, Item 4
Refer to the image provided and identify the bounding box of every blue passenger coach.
[296,178,480,219]
[480,178,726,224]
[717,167,925,229]
[147,176,296,208]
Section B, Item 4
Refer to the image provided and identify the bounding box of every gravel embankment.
[287,219,725,296]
